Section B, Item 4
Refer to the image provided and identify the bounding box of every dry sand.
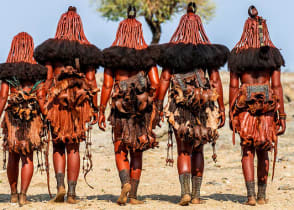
[0,72,293,210]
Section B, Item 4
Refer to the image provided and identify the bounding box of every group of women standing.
[0,2,285,207]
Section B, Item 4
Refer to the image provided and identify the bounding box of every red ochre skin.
[157,68,225,176]
[229,69,286,184]
[0,81,45,196]
[98,67,159,182]
[42,62,98,183]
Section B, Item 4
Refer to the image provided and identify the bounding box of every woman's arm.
[0,82,9,117]
[147,66,160,99]
[229,71,240,130]
[85,67,99,125]
[271,69,286,135]
[98,68,114,130]
[208,69,225,128]
[44,62,54,90]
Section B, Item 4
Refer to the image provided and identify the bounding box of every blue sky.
[0,0,292,71]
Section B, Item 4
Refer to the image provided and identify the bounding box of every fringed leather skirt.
[2,92,45,155]
[46,72,98,144]
[231,83,279,150]
[108,72,158,151]
[165,70,220,149]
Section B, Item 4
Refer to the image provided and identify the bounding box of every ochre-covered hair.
[6,32,36,64]
[170,13,210,45]
[228,6,284,73]
[233,17,275,52]
[55,6,90,44]
[233,6,275,52]
[112,19,147,49]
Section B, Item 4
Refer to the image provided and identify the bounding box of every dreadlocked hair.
[148,6,229,71]
[170,13,210,45]
[34,6,103,70]
[55,6,90,44]
[0,32,47,82]
[233,16,275,52]
[6,32,36,64]
[229,6,285,73]
[112,18,147,49]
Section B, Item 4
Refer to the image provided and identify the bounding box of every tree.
[94,0,216,44]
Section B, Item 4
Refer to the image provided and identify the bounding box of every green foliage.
[93,0,215,43]
[95,0,215,23]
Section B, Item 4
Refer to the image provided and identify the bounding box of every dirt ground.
[0,73,293,210]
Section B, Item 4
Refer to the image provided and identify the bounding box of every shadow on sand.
[0,193,246,205]
[203,193,245,203]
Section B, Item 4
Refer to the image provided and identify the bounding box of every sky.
[0,0,292,71]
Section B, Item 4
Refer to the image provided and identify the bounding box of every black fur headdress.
[102,46,156,71]
[150,43,229,71]
[0,62,47,82]
[229,47,285,73]
[34,39,103,70]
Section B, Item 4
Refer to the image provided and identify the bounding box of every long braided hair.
[6,32,36,64]
[55,6,90,44]
[233,5,275,52]
[170,2,210,45]
[112,6,147,49]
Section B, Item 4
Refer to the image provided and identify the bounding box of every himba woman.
[34,6,102,204]
[0,32,48,206]
[98,6,160,205]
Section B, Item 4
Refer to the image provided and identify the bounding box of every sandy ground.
[0,73,293,210]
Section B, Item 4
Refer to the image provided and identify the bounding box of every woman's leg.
[129,151,143,204]
[256,149,269,204]
[66,143,80,204]
[19,152,34,206]
[175,131,193,206]
[114,141,131,205]
[191,145,204,204]
[242,145,256,205]
[52,142,66,202]
[7,151,20,203]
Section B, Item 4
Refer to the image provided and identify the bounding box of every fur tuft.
[34,39,103,71]
[228,47,285,73]
[148,43,229,72]
[0,62,47,82]
[102,46,156,71]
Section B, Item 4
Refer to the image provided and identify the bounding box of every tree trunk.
[145,17,162,44]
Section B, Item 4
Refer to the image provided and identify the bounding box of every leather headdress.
[0,32,47,82]
[229,5,285,73]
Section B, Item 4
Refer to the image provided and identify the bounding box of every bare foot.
[257,198,269,205]
[191,197,205,204]
[50,186,66,203]
[178,194,191,206]
[19,193,31,207]
[10,193,18,203]
[117,183,131,205]
[245,196,256,206]
[129,198,144,205]
[67,195,79,204]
